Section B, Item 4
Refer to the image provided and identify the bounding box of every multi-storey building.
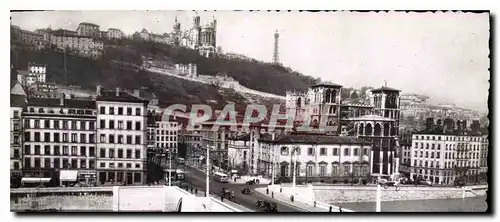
[50,29,104,59]
[259,133,372,183]
[408,131,488,185]
[96,87,148,185]
[17,63,47,87]
[22,96,97,185]
[11,25,45,49]
[154,121,179,154]
[107,28,124,39]
[77,22,100,38]
[11,94,26,179]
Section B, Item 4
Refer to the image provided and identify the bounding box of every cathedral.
[171,13,217,58]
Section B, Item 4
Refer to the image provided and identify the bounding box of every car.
[241,188,252,195]
[246,180,256,185]
[256,200,278,212]
[454,179,466,187]
[419,180,432,186]
[378,178,399,188]
[221,188,235,200]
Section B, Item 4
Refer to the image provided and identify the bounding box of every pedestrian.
[329,206,332,212]
[221,196,224,202]
[195,188,198,194]
[339,207,343,212]
[314,201,316,207]
[271,191,274,198]
[280,188,282,193]
[266,188,269,194]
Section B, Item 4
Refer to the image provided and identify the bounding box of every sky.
[10,11,490,113]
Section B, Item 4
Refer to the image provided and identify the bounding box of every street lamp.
[292,146,298,188]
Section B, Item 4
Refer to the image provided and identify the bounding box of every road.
[182,165,302,212]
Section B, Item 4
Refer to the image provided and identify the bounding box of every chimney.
[96,85,102,96]
[115,87,120,97]
[60,93,65,106]
[134,89,140,98]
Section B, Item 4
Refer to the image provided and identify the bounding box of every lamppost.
[292,146,298,188]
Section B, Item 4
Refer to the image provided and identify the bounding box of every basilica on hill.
[171,13,217,58]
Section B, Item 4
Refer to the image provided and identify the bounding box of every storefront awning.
[60,170,78,182]
[21,178,51,183]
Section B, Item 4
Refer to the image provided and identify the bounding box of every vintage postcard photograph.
[9,10,490,213]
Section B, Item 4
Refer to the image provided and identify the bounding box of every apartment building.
[11,94,26,178]
[154,121,179,154]
[77,22,100,38]
[50,29,104,59]
[259,133,372,183]
[22,96,97,184]
[96,87,148,185]
[107,28,124,39]
[17,63,47,87]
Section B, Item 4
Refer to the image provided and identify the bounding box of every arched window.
[358,123,364,135]
[374,124,382,136]
[325,89,331,103]
[365,123,373,135]
[331,90,337,103]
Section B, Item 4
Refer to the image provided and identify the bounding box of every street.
[182,165,302,212]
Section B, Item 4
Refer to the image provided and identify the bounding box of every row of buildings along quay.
[10,74,488,187]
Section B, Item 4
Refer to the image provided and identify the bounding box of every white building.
[96,87,148,185]
[22,96,97,184]
[259,133,372,183]
[107,28,124,39]
[17,63,47,87]
[408,132,488,185]
[155,121,179,154]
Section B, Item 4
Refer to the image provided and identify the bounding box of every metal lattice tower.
[273,29,280,64]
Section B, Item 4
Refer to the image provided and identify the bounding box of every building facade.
[22,96,97,184]
[107,28,124,39]
[154,121,179,154]
[77,22,100,38]
[260,134,372,183]
[96,88,148,185]
[11,95,26,178]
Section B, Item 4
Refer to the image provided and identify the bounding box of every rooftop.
[347,114,395,122]
[371,86,401,93]
[79,22,100,27]
[96,90,148,104]
[11,94,26,107]
[259,133,371,145]
[27,97,95,109]
[310,82,343,88]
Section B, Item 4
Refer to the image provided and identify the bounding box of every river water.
[336,196,487,212]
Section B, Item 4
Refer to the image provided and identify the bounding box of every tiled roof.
[371,86,401,92]
[310,82,343,88]
[96,90,148,104]
[27,98,95,109]
[259,133,371,145]
[11,94,26,107]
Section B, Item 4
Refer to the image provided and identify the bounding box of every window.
[118,135,123,144]
[54,146,60,155]
[109,135,115,143]
[414,151,418,157]
[135,136,141,145]
[332,165,338,176]
[126,163,132,168]
[34,132,40,142]
[100,148,106,158]
[13,110,19,118]
[308,147,314,156]
[118,107,123,115]
[100,134,106,143]
[320,148,326,155]
[71,146,78,156]
[307,165,314,176]
[80,159,87,169]
[44,132,50,142]
[320,165,326,177]
[126,149,132,158]
[127,107,132,115]
[135,107,141,116]
[34,145,40,155]
[24,119,30,128]
[100,162,105,168]
[44,145,51,155]
[109,120,115,129]
[109,107,115,115]
[127,121,132,130]
[344,164,350,175]
[281,147,289,155]
[62,121,68,129]
[437,152,440,158]
[63,146,69,155]
[437,144,441,150]
[89,122,95,130]
[118,149,123,158]
[432,144,435,149]
[109,148,115,158]
[34,158,40,167]
[71,121,77,130]
[420,151,423,157]
[80,146,86,156]
[89,134,95,143]
[426,144,429,149]
[44,120,50,128]
[135,164,141,169]
[135,121,141,130]
[71,133,77,142]
[24,145,31,155]
[344,148,349,156]
[118,121,124,129]
[44,159,52,168]
[118,163,123,168]
[135,150,141,159]
[353,148,359,156]
[431,152,434,158]
[80,134,86,143]
[100,106,105,114]
[34,120,40,128]
[100,120,105,129]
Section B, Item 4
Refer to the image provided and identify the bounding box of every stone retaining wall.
[11,195,113,211]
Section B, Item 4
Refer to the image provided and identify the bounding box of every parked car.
[419,180,432,186]
[378,178,399,188]
[256,200,278,212]
[221,188,235,200]
[241,187,252,195]
[245,179,260,185]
